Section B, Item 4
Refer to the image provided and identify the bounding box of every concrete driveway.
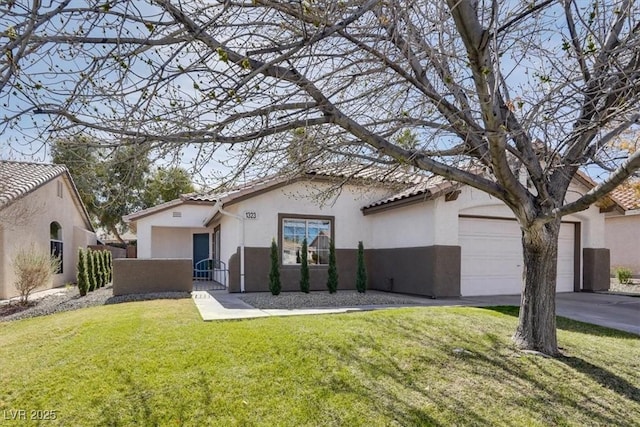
[463,292,640,336]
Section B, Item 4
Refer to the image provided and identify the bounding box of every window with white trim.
[281,217,332,265]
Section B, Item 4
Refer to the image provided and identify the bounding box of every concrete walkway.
[192,290,371,320]
[192,291,639,335]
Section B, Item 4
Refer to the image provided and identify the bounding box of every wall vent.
[172,211,182,218]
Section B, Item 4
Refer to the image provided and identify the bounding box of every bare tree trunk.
[513,219,561,356]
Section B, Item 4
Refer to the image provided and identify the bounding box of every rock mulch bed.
[0,286,190,322]
[238,290,429,310]
[609,279,640,295]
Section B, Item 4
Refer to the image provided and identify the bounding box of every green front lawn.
[0,301,638,426]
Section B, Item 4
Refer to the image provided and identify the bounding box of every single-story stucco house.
[0,161,97,300]
[604,183,640,277]
[124,166,613,297]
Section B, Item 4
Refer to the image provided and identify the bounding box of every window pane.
[282,217,331,265]
[50,241,63,274]
[283,219,305,264]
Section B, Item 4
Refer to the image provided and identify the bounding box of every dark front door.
[193,233,210,279]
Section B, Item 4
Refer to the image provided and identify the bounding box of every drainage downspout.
[212,201,245,293]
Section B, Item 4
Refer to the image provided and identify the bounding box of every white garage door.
[459,217,575,296]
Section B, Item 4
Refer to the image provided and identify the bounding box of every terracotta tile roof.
[125,164,431,223]
[188,165,429,205]
[363,175,455,211]
[608,183,640,211]
[0,160,68,208]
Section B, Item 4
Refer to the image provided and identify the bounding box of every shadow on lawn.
[482,306,639,401]
[559,356,640,403]
[304,312,634,426]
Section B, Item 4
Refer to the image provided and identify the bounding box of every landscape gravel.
[609,279,640,295]
[3,279,635,323]
[238,290,430,309]
[0,286,190,322]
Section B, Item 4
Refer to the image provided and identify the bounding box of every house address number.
[243,211,258,220]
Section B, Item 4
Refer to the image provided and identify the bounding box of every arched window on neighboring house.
[50,222,63,274]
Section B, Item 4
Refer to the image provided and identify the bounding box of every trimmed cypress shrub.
[326,239,338,293]
[102,251,109,287]
[94,251,102,288]
[77,248,89,296]
[98,251,106,287]
[269,239,281,295]
[300,238,309,293]
[107,251,113,283]
[356,241,367,293]
[87,250,97,292]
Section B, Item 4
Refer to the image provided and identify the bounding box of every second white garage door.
[459,217,575,296]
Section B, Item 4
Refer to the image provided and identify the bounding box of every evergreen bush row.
[268,239,367,295]
[77,248,113,296]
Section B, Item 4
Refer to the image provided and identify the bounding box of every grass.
[0,301,638,426]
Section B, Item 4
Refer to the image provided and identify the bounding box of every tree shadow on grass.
[478,306,640,403]
[559,356,640,403]
[303,311,635,426]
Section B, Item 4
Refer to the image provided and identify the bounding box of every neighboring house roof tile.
[0,160,67,207]
[0,160,94,231]
[608,183,640,211]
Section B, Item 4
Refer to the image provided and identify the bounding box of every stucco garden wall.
[112,258,192,295]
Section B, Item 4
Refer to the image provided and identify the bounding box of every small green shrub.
[93,250,102,288]
[106,251,113,283]
[615,267,633,285]
[269,239,281,295]
[87,250,97,292]
[327,239,338,293]
[101,250,112,284]
[300,238,310,293]
[99,251,107,287]
[356,241,367,293]
[94,251,102,288]
[77,248,89,296]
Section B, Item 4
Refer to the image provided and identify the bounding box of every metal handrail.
[193,258,228,288]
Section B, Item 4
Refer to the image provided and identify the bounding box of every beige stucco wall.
[135,181,391,271]
[136,203,214,258]
[0,175,96,300]
[150,226,210,258]
[212,181,391,269]
[605,214,640,275]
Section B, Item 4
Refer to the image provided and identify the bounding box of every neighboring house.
[124,167,612,297]
[95,227,137,246]
[0,161,96,299]
[604,184,640,277]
